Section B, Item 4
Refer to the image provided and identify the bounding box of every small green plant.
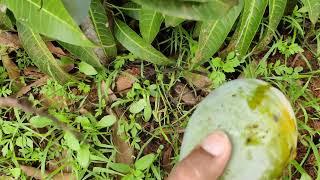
[40,80,81,102]
[275,40,304,59]
[0,66,8,83]
[208,52,241,87]
[0,85,12,97]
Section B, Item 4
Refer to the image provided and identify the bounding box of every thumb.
[168,131,232,180]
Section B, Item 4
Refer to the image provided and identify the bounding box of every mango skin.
[180,79,297,179]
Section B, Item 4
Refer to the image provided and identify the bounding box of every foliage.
[0,0,319,179]
[208,52,241,87]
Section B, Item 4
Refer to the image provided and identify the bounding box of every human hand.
[168,131,232,180]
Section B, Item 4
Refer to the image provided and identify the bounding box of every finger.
[168,131,232,180]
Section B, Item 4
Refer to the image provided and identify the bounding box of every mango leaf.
[255,0,287,51]
[165,15,184,27]
[135,154,155,170]
[231,0,268,57]
[89,0,117,58]
[62,0,91,25]
[17,22,73,84]
[302,0,320,25]
[4,0,93,47]
[78,61,98,76]
[132,0,239,21]
[123,2,141,20]
[77,144,90,168]
[193,22,202,38]
[0,8,13,30]
[193,3,243,65]
[114,18,174,65]
[59,41,104,70]
[140,8,163,43]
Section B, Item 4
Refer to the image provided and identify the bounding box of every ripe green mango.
[180,79,297,179]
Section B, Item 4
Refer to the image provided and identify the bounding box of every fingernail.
[200,131,229,157]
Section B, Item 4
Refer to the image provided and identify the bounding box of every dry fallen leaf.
[116,68,140,92]
[20,165,75,180]
[162,145,173,172]
[116,73,136,92]
[0,32,68,56]
[0,32,21,50]
[46,42,67,57]
[183,71,211,91]
[0,48,23,88]
[47,159,72,173]
[16,76,48,98]
[174,82,197,105]
[23,67,46,79]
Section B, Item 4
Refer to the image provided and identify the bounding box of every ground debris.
[16,76,48,98]
[0,47,23,88]
[102,85,134,165]
[20,165,75,180]
[116,67,140,93]
[183,71,211,91]
[0,32,21,50]
[310,78,320,98]
[46,42,67,58]
[174,82,198,105]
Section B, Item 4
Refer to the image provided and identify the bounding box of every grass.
[0,1,320,180]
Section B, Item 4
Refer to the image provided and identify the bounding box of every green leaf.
[78,61,98,76]
[165,15,184,27]
[122,2,141,20]
[143,96,152,121]
[193,22,202,38]
[132,0,239,21]
[0,9,13,30]
[89,0,117,58]
[2,124,15,134]
[75,116,91,129]
[10,168,21,179]
[30,116,53,128]
[77,144,90,168]
[129,99,146,114]
[193,3,243,65]
[211,57,223,67]
[302,0,320,25]
[97,115,117,128]
[64,131,80,151]
[4,0,93,46]
[109,163,131,174]
[135,154,155,170]
[17,22,73,84]
[62,0,91,25]
[16,137,26,148]
[255,0,287,51]
[59,41,103,70]
[114,19,174,65]
[231,0,268,57]
[140,8,163,43]
[1,143,8,156]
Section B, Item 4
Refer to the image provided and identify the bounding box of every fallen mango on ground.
[181,79,298,179]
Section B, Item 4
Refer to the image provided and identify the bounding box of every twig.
[0,97,81,139]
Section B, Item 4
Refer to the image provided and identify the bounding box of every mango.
[180,79,297,179]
